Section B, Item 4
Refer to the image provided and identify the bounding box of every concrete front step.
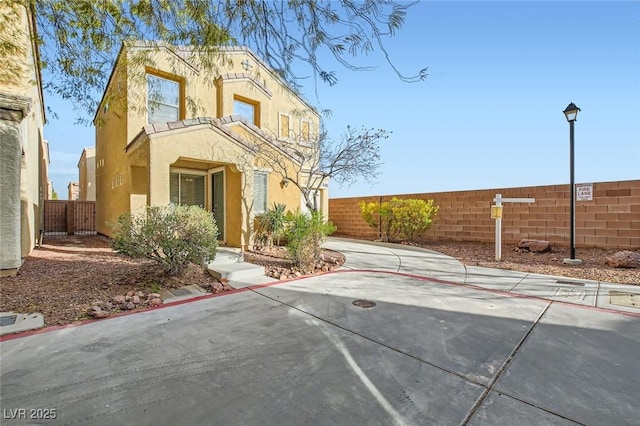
[208,248,243,266]
[207,262,265,281]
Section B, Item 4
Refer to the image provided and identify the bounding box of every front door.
[212,171,224,241]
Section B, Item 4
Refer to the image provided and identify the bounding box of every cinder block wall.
[328,180,640,250]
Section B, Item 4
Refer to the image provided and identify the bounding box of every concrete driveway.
[1,238,638,425]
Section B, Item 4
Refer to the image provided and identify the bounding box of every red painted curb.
[2,268,638,342]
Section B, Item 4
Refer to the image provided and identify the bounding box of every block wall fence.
[328,180,640,250]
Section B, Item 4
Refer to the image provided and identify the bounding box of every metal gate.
[44,200,96,235]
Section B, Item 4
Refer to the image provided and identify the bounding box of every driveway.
[1,238,638,425]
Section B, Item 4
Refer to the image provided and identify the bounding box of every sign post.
[492,194,536,261]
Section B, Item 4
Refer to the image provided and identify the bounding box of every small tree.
[285,210,336,273]
[359,199,397,242]
[111,205,218,276]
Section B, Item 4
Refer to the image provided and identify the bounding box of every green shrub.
[392,198,439,243]
[252,203,287,248]
[359,198,438,243]
[111,205,218,276]
[359,199,398,242]
[285,210,336,273]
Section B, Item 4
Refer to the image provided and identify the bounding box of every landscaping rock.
[149,298,162,307]
[112,295,126,304]
[124,301,135,310]
[212,282,224,293]
[132,295,140,304]
[605,251,640,269]
[89,306,109,318]
[517,239,551,253]
[149,293,161,299]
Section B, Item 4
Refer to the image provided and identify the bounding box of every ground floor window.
[170,173,205,207]
[254,172,268,214]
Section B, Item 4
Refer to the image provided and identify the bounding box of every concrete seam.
[461,301,555,425]
[594,281,601,308]
[507,272,530,292]
[248,287,486,388]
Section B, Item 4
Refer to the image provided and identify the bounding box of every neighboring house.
[0,3,48,276]
[67,182,80,201]
[94,42,327,248]
[78,147,96,201]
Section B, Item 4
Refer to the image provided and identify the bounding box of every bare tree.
[251,124,390,212]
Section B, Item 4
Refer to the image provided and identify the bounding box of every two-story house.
[78,147,96,201]
[94,42,327,249]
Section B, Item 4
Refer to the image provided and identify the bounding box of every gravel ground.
[0,235,637,328]
[415,240,639,285]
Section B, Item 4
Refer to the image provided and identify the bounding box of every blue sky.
[44,1,639,199]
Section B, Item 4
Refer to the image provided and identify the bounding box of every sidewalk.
[324,237,639,315]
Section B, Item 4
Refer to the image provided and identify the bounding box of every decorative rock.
[132,295,141,304]
[89,306,110,318]
[149,298,162,307]
[149,293,161,299]
[126,277,136,286]
[517,239,551,253]
[112,295,126,304]
[124,301,135,310]
[104,302,113,310]
[135,291,145,297]
[126,290,136,297]
[605,251,640,269]
[212,282,224,293]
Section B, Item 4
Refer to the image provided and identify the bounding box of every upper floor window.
[301,120,310,141]
[147,74,180,124]
[279,113,290,140]
[233,95,260,126]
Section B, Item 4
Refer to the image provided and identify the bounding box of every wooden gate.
[44,200,96,235]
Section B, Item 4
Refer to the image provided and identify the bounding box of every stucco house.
[78,147,96,201]
[0,2,49,276]
[94,42,327,248]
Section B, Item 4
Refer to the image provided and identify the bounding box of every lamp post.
[563,102,582,265]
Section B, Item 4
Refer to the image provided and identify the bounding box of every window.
[301,120,311,143]
[279,114,290,139]
[253,172,268,214]
[170,173,205,207]
[233,96,259,126]
[147,74,180,124]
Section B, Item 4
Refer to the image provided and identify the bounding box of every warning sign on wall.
[576,183,593,201]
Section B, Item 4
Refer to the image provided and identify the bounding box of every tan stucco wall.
[0,3,47,273]
[78,147,96,201]
[95,65,129,236]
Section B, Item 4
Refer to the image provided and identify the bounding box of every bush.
[285,210,336,273]
[359,198,438,243]
[359,199,398,242]
[252,203,287,248]
[392,198,438,243]
[111,205,218,276]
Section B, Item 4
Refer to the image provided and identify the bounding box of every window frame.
[233,94,261,127]
[279,113,291,141]
[169,169,207,208]
[253,170,269,214]
[146,70,184,125]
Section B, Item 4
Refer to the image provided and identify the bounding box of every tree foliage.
[4,1,427,122]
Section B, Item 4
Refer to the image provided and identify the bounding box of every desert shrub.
[252,203,287,248]
[359,199,397,242]
[111,205,218,276]
[285,210,336,273]
[359,198,438,242]
[392,198,439,243]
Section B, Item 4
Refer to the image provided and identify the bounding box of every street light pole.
[563,103,582,265]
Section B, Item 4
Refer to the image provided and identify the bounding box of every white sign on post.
[492,194,536,261]
[576,183,593,201]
